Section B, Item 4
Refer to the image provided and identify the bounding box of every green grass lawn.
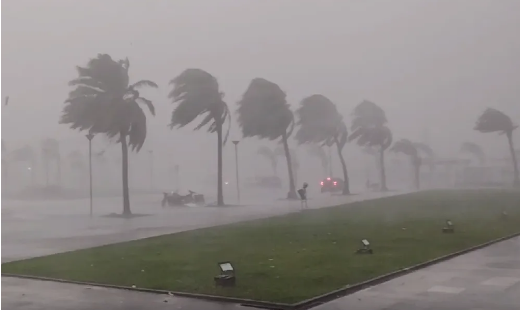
[3,189,519,303]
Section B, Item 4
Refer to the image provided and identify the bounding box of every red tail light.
[320,181,324,186]
[333,181,337,186]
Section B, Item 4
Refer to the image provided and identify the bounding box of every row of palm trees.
[5,141,88,188]
[59,54,519,215]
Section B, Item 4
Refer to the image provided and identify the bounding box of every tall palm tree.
[349,100,392,191]
[237,78,297,199]
[390,139,421,190]
[308,145,329,176]
[474,108,518,184]
[168,68,231,206]
[257,146,278,177]
[60,54,157,215]
[295,94,350,194]
[460,142,486,165]
[41,138,61,187]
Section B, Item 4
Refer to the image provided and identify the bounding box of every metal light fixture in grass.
[442,220,454,233]
[355,239,373,254]
[214,261,236,287]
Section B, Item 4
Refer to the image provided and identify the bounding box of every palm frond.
[131,80,158,89]
[295,94,343,145]
[474,108,516,134]
[127,101,147,152]
[351,100,387,131]
[390,139,418,158]
[237,78,293,141]
[136,97,155,116]
[169,68,226,137]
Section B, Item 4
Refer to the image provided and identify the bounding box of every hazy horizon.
[2,0,519,192]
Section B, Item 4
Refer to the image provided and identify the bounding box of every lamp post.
[232,140,240,204]
[86,132,95,217]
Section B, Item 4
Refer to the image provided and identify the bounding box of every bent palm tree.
[349,100,392,191]
[390,139,421,190]
[295,94,350,194]
[168,68,230,206]
[60,54,157,215]
[237,78,297,199]
[474,108,518,184]
[460,142,486,165]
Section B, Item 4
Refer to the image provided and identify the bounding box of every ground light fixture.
[442,219,454,233]
[355,239,373,254]
[214,261,236,287]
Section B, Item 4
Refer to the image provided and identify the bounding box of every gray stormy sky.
[2,0,519,189]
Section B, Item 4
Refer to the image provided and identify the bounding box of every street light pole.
[86,132,95,217]
[232,140,240,204]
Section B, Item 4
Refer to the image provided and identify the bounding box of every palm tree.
[168,68,231,206]
[349,100,392,191]
[41,138,61,187]
[460,142,486,165]
[60,54,157,215]
[390,139,421,190]
[257,146,278,177]
[237,78,297,199]
[308,145,329,176]
[474,108,518,184]
[295,94,350,194]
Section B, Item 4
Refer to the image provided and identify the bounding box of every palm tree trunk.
[282,133,297,199]
[506,131,519,186]
[216,121,224,206]
[334,139,350,195]
[379,147,388,191]
[120,134,131,215]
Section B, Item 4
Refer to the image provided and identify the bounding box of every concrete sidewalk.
[2,190,398,262]
[315,236,520,310]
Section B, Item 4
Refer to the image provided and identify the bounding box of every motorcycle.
[162,190,205,207]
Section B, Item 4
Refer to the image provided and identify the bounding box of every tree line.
[7,54,518,215]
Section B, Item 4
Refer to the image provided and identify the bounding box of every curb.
[3,233,519,310]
